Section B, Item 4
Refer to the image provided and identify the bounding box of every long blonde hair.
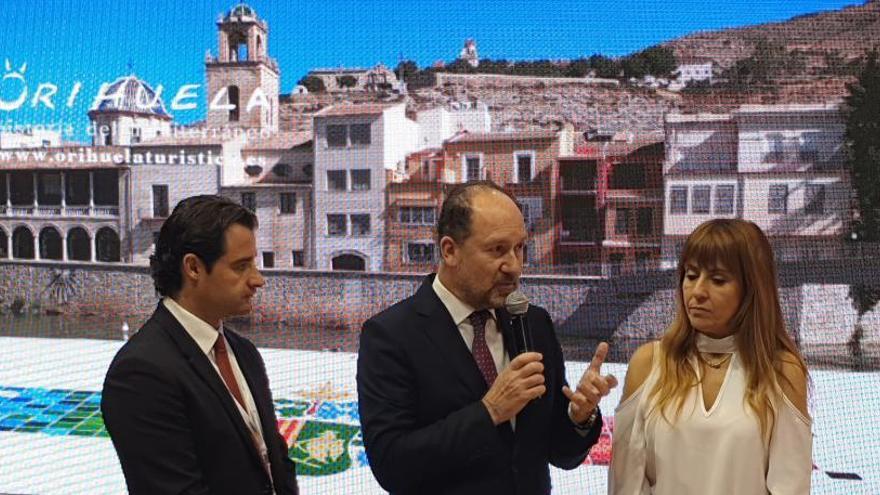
[647,219,808,439]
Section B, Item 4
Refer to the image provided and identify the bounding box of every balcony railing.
[0,205,119,218]
[66,206,90,216]
[604,189,663,201]
[93,206,120,217]
[764,150,819,164]
[10,206,33,216]
[36,206,62,216]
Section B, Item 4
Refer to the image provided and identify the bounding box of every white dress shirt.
[432,276,509,375]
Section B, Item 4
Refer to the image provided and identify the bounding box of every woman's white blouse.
[609,342,812,495]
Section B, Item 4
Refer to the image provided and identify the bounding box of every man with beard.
[357,181,616,494]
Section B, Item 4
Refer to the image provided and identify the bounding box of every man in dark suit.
[101,195,298,495]
[357,181,618,494]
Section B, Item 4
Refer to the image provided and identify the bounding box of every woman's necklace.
[701,353,732,369]
[695,333,736,370]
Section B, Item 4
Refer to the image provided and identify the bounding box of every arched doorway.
[331,253,366,271]
[12,226,34,259]
[95,227,120,262]
[0,228,7,258]
[39,227,63,260]
[67,227,91,261]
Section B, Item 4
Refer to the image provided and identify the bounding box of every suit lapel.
[225,332,279,455]
[414,275,488,398]
[155,304,266,470]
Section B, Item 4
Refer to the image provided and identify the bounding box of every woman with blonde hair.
[610,219,811,494]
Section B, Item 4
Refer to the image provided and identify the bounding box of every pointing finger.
[589,342,609,373]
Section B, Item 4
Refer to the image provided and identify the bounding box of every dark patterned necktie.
[469,310,498,386]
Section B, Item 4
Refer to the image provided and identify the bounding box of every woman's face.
[682,260,743,338]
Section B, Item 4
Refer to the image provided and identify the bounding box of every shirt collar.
[162,297,222,356]
[432,275,496,326]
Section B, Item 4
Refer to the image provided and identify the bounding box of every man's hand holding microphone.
[481,291,618,426]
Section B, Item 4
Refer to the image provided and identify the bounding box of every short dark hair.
[149,195,258,297]
[436,180,515,244]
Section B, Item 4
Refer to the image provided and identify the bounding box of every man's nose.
[501,248,522,276]
[251,269,265,288]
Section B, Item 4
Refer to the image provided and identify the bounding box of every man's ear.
[181,253,202,286]
[439,235,459,268]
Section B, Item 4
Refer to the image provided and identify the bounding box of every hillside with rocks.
[408,76,679,133]
[280,78,678,135]
[665,0,880,69]
[280,1,878,136]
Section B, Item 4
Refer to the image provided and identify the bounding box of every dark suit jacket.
[101,302,298,495]
[357,275,602,495]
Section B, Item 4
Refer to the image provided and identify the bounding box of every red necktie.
[214,335,246,409]
[214,335,272,479]
[469,310,498,386]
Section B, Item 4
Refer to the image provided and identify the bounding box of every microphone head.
[505,290,529,316]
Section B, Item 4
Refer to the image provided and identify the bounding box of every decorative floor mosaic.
[0,337,877,494]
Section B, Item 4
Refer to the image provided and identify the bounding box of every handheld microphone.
[505,290,533,356]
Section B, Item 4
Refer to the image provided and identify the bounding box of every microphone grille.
[505,290,529,316]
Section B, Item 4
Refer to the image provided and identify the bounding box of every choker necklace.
[695,332,736,369]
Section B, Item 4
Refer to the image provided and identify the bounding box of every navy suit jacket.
[357,275,602,495]
[101,303,298,495]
